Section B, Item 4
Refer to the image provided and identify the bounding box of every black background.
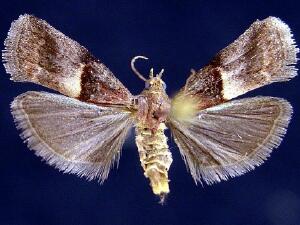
[0,1,299,225]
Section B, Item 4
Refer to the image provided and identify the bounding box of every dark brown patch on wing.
[184,65,225,110]
[36,25,61,74]
[179,17,298,105]
[3,14,133,105]
[78,57,133,106]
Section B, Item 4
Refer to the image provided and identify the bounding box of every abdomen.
[135,122,173,202]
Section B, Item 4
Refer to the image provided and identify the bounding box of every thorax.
[134,89,171,132]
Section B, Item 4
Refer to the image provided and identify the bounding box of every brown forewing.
[177,17,298,110]
[169,17,297,185]
[2,14,133,106]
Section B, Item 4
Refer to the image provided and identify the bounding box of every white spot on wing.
[220,67,244,100]
[62,63,84,98]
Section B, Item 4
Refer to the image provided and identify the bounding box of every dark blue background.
[0,1,299,225]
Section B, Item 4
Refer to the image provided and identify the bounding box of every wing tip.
[264,17,299,81]
[2,14,34,82]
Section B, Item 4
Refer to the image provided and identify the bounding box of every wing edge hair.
[2,14,30,81]
[199,98,293,184]
[170,97,293,185]
[11,91,133,183]
[265,17,298,81]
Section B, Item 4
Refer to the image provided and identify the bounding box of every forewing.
[175,17,298,110]
[2,14,132,105]
[11,91,133,182]
[169,97,292,185]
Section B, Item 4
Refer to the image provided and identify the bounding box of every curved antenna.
[131,56,148,82]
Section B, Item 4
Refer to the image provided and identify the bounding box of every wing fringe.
[199,100,291,184]
[2,14,30,81]
[171,97,293,185]
[256,17,298,81]
[11,92,132,183]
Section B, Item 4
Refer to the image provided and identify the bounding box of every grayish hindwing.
[11,91,133,182]
[169,97,292,185]
[2,14,133,105]
[181,17,298,107]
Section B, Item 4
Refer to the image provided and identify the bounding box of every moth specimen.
[2,15,298,203]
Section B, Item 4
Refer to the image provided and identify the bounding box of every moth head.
[131,55,166,91]
[145,68,166,91]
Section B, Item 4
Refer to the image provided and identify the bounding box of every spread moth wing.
[173,17,298,110]
[11,91,133,182]
[2,14,133,105]
[169,97,292,184]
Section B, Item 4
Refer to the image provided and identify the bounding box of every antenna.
[157,69,164,78]
[131,56,148,82]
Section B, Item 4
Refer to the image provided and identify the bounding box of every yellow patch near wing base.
[171,94,199,121]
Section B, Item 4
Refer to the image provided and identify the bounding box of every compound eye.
[145,81,150,89]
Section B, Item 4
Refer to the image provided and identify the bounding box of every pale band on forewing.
[175,17,298,111]
[2,14,298,195]
[169,17,297,185]
[2,14,133,106]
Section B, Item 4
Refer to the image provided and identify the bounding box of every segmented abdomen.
[135,123,173,200]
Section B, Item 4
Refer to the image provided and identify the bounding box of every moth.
[2,14,298,203]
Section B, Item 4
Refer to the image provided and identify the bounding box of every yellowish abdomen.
[135,123,173,202]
